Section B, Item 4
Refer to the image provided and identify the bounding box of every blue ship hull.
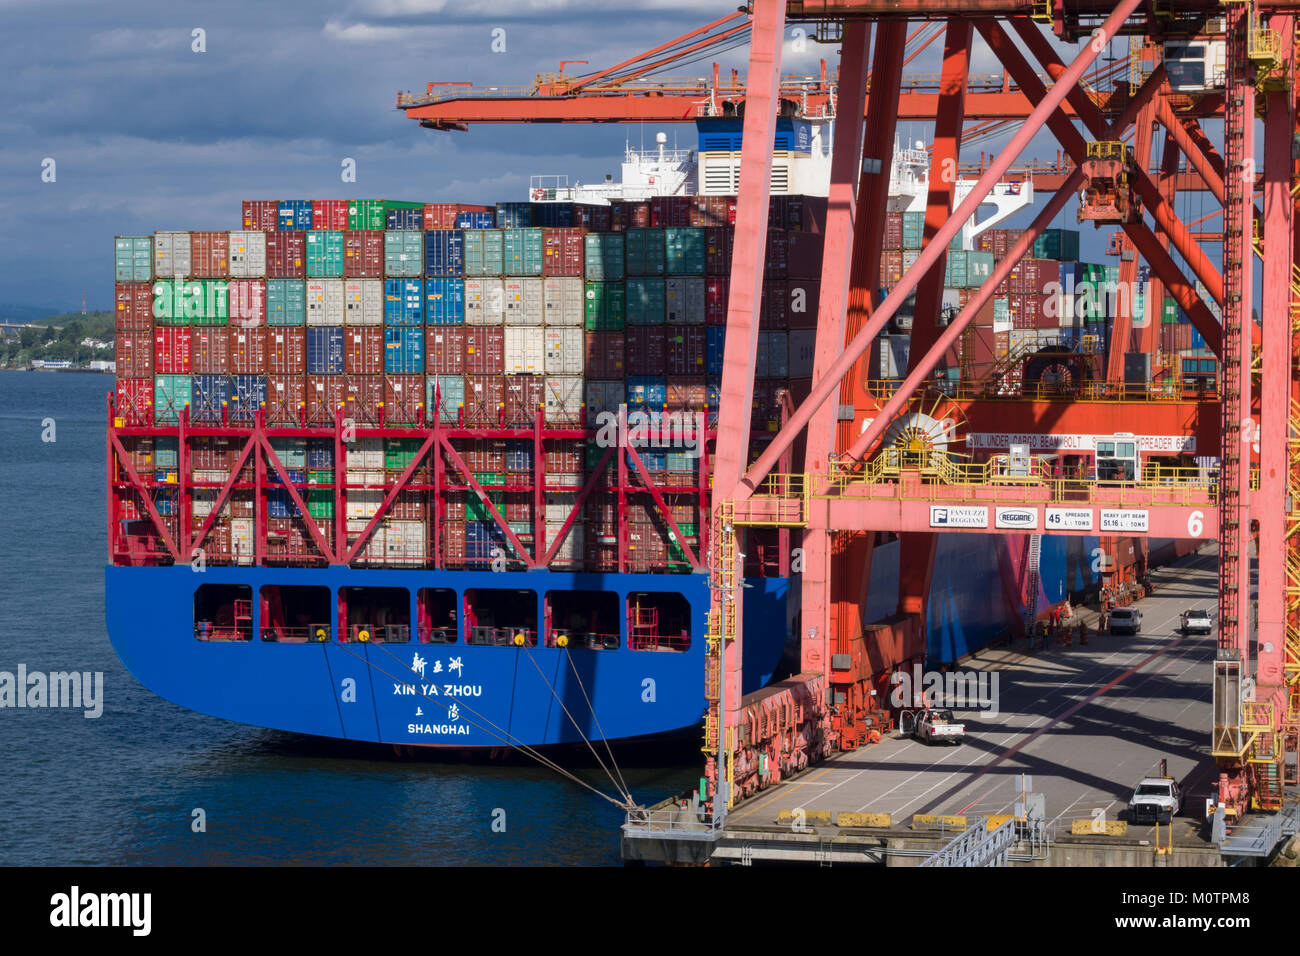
[104,532,1106,747]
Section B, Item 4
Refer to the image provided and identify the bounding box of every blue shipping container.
[456,211,495,229]
[385,278,424,326]
[307,327,345,374]
[267,488,300,519]
[424,230,464,277]
[626,376,667,411]
[495,202,533,229]
[306,440,333,468]
[386,208,423,231]
[706,326,726,376]
[277,200,312,230]
[227,375,267,423]
[532,203,573,228]
[268,467,306,486]
[425,278,466,325]
[466,521,507,560]
[385,326,425,374]
[505,440,533,471]
[191,374,229,422]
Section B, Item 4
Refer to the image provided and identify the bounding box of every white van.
[1109,607,1142,635]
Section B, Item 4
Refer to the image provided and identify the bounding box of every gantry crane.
[400,0,1298,829]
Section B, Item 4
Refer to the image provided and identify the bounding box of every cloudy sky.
[3,0,1149,313]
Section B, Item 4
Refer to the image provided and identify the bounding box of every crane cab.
[1163,38,1227,92]
[1096,434,1140,484]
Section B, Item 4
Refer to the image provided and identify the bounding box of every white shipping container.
[787,329,816,379]
[346,519,385,562]
[544,375,583,424]
[344,279,383,326]
[228,231,267,278]
[585,380,625,420]
[154,232,191,278]
[344,437,383,470]
[346,490,383,520]
[665,277,706,325]
[544,521,584,565]
[191,469,230,485]
[231,518,254,566]
[306,278,345,326]
[545,493,578,525]
[870,334,909,379]
[543,277,584,326]
[465,278,505,325]
[505,327,545,375]
[543,327,583,375]
[383,519,427,566]
[504,277,544,326]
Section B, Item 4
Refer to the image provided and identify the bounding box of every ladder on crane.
[1022,535,1043,636]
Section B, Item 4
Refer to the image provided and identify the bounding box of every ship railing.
[545,630,620,650]
[346,624,411,644]
[194,621,252,642]
[466,626,537,647]
[418,626,457,645]
[628,631,691,653]
[261,625,331,643]
[623,804,720,842]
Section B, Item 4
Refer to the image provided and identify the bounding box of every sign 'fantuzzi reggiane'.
[967,433,1195,453]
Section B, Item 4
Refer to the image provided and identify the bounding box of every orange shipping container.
[228,327,267,374]
[190,231,230,278]
[266,327,306,374]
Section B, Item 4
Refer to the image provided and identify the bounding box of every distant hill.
[32,311,114,328]
[0,304,68,324]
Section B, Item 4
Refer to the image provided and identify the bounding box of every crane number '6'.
[1187,510,1203,537]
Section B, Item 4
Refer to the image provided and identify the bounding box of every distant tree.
[19,329,39,349]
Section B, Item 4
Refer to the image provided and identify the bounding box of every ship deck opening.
[545,590,620,649]
[194,584,253,642]
[465,588,537,646]
[627,592,690,651]
[259,585,330,643]
[339,586,410,643]
[418,588,458,644]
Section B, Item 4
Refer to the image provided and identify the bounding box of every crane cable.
[333,639,633,811]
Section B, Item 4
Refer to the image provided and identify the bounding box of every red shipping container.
[267,231,306,279]
[228,327,266,374]
[462,437,506,473]
[463,327,505,375]
[115,378,154,426]
[190,231,230,278]
[705,277,729,325]
[312,200,349,231]
[584,331,624,378]
[705,226,733,276]
[464,374,506,427]
[384,374,424,424]
[228,278,266,327]
[503,376,545,427]
[610,200,650,232]
[443,521,467,566]
[786,231,824,280]
[191,436,236,470]
[504,493,531,524]
[625,327,666,373]
[345,326,384,375]
[115,282,154,331]
[883,211,904,250]
[881,249,904,285]
[154,327,191,373]
[266,374,307,426]
[786,278,819,328]
[800,196,829,234]
[242,200,279,231]
[666,326,706,376]
[760,281,788,330]
[306,375,345,425]
[764,230,789,279]
[342,375,383,425]
[690,195,736,228]
[544,439,583,475]
[572,203,612,232]
[423,203,458,230]
[541,228,585,276]
[666,376,707,411]
[426,326,466,375]
[190,327,230,374]
[266,327,306,374]
[650,196,691,228]
[389,490,428,521]
[343,230,384,278]
[115,332,154,377]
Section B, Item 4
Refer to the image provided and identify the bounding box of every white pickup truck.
[1128,777,1182,824]
[1181,609,1213,635]
[914,709,965,746]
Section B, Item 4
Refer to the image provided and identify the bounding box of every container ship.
[105,126,1201,748]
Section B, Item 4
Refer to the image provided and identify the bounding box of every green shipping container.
[348,200,386,231]
[270,437,307,468]
[384,231,423,278]
[307,491,334,520]
[503,228,545,277]
[151,279,191,327]
[584,233,626,281]
[466,480,505,521]
[384,200,423,213]
[154,375,192,424]
[115,236,153,282]
[191,280,229,326]
[943,250,967,288]
[1031,228,1081,261]
[623,229,664,277]
[306,231,345,278]
[664,228,705,276]
[901,212,925,251]
[267,279,306,326]
[385,438,423,471]
[307,468,333,486]
[584,282,626,330]
[626,278,666,326]
[427,374,465,424]
[465,230,505,277]
[1162,296,1178,324]
[993,297,1010,326]
[155,437,180,469]
[965,251,994,288]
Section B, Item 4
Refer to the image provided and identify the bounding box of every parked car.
[1128,776,1181,824]
[1109,607,1142,635]
[914,709,965,746]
